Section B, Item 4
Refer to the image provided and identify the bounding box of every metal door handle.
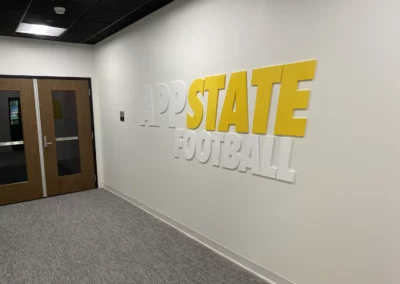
[43,136,53,148]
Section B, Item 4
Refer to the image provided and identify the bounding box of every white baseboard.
[101,184,295,284]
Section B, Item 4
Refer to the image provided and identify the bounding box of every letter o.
[196,131,212,163]
[183,130,196,160]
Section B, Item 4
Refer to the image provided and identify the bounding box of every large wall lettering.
[140,60,317,184]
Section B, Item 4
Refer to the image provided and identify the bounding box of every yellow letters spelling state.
[252,65,283,135]
[204,74,226,131]
[218,71,249,133]
[187,78,205,129]
[274,60,316,137]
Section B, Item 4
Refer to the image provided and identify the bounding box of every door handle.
[43,136,53,148]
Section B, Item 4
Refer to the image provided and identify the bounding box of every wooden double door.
[0,78,96,206]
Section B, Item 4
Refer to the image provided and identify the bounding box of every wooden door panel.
[0,79,42,206]
[38,79,95,196]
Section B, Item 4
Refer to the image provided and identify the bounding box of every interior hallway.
[0,189,266,284]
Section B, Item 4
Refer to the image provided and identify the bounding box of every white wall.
[0,36,103,182]
[0,36,93,77]
[95,1,399,283]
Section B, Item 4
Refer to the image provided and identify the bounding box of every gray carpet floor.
[0,188,266,284]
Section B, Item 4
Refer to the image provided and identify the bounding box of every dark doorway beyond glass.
[52,90,81,176]
[0,90,27,185]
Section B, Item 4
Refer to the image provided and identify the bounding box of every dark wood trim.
[38,79,96,196]
[0,79,43,206]
[0,75,91,80]
[0,75,99,191]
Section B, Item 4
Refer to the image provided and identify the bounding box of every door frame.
[0,75,99,192]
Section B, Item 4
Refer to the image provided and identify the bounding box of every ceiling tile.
[60,32,89,43]
[23,12,76,28]
[60,19,108,42]
[98,0,149,12]
[86,0,174,44]
[83,7,127,23]
[67,0,99,5]
[29,0,92,19]
[0,0,174,44]
[0,9,24,26]
[0,0,31,10]
[69,19,109,32]
[0,8,27,37]
[0,24,18,36]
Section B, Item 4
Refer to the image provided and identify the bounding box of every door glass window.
[0,91,27,185]
[52,91,81,176]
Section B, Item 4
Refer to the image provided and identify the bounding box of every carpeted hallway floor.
[0,189,266,284]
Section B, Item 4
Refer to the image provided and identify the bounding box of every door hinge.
[88,89,91,96]
[94,174,97,182]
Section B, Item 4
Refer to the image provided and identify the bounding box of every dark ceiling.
[0,0,174,44]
